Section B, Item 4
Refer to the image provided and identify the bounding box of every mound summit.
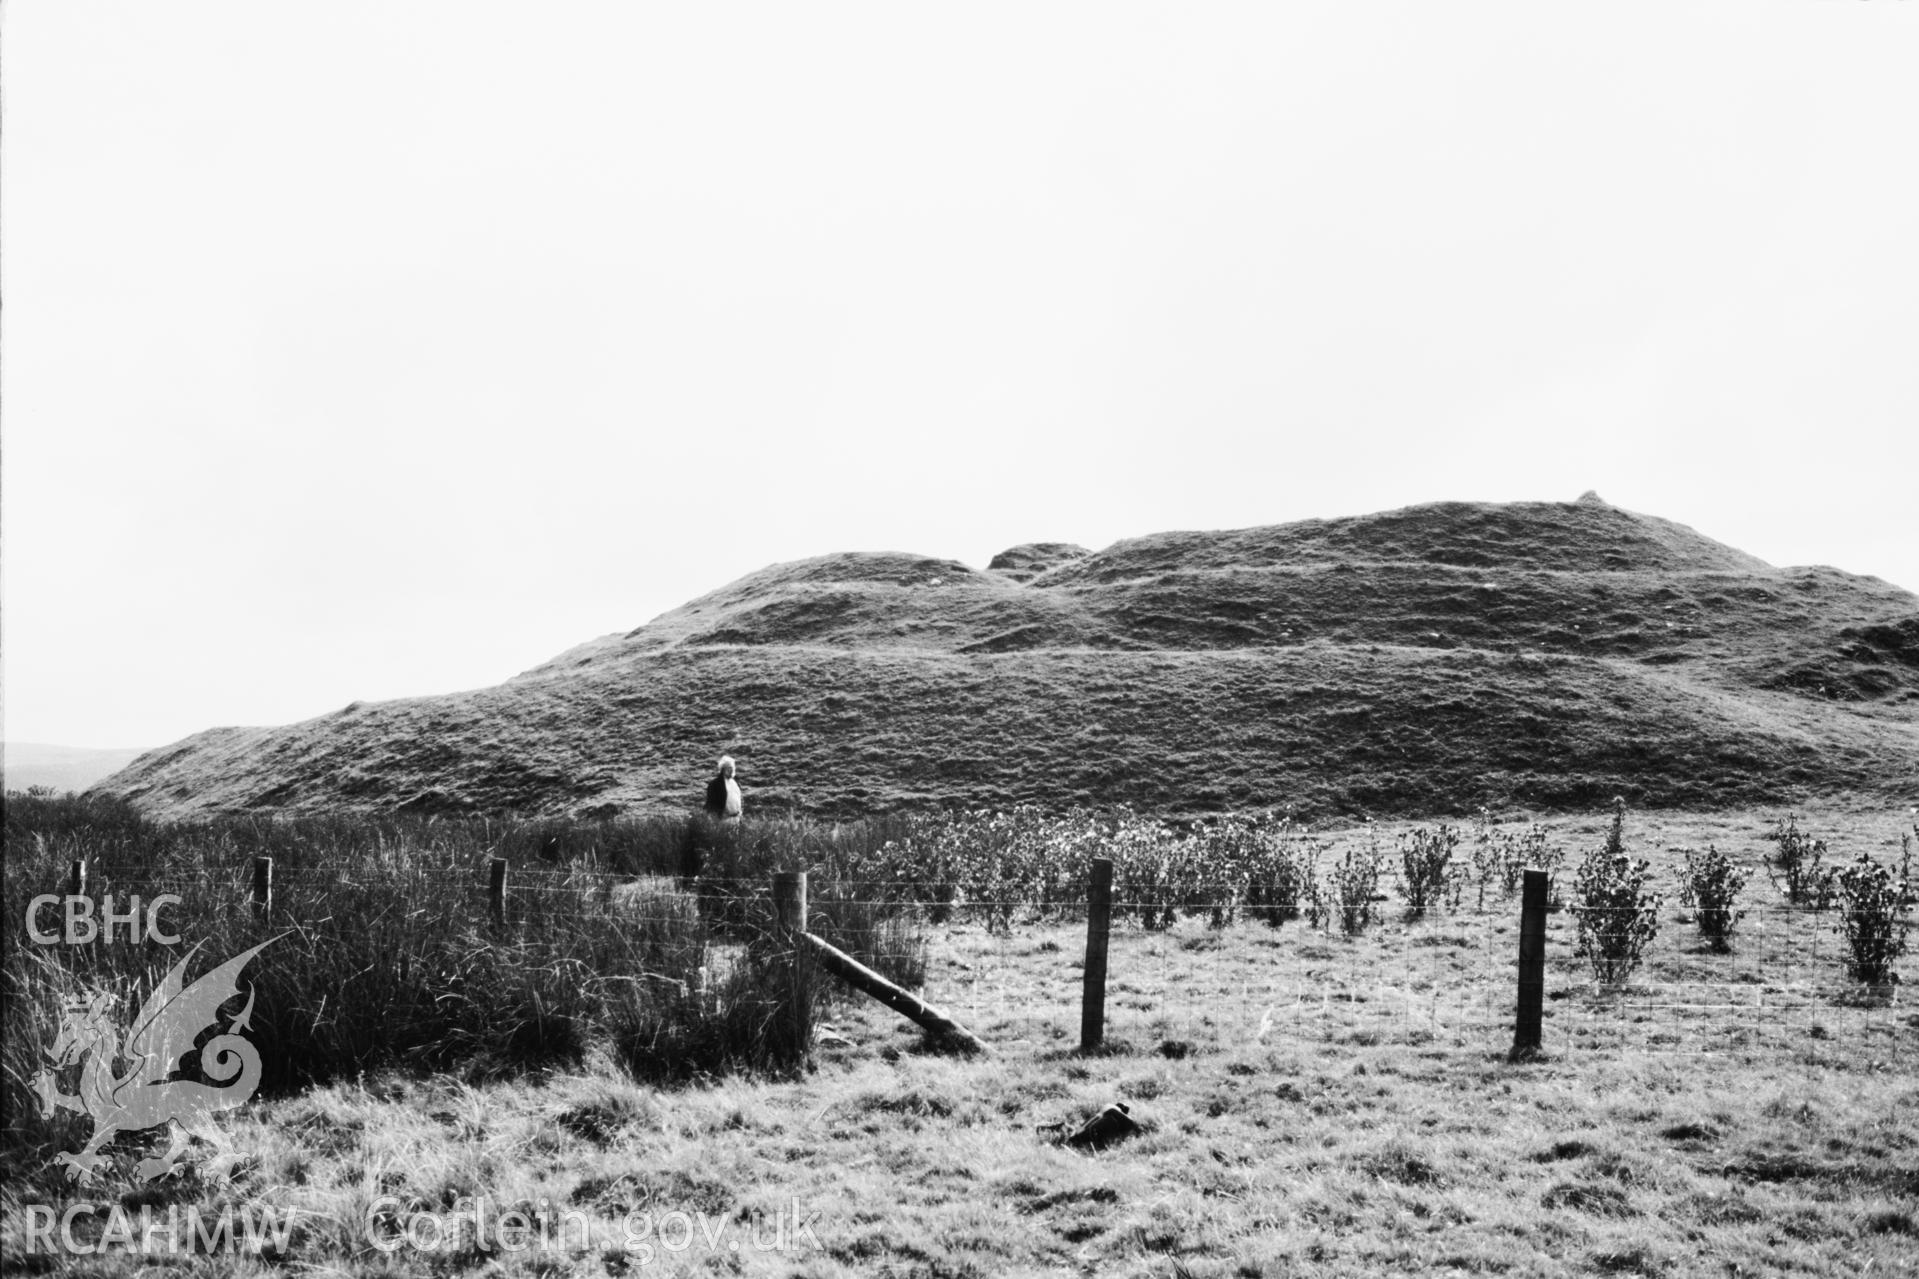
[95,498,1919,820]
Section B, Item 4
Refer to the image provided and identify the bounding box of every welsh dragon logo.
[31,939,277,1183]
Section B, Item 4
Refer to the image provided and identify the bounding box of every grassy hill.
[91,496,1919,820]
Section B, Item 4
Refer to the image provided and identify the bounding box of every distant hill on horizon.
[5,742,152,796]
[92,496,1919,821]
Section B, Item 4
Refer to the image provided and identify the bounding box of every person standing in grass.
[704,755,743,822]
[685,755,743,887]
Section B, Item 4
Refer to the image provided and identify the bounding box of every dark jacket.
[704,775,742,818]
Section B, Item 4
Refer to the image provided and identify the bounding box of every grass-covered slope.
[92,498,1919,819]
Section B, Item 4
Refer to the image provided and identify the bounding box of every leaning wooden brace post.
[801,932,990,1056]
[775,873,989,1056]
[488,856,509,928]
[1081,857,1114,1053]
[771,871,813,1058]
[251,857,273,920]
[1511,868,1547,1060]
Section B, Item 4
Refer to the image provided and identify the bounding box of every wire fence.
[19,856,1915,1060]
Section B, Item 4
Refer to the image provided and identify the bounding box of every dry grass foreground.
[3,806,1915,1277]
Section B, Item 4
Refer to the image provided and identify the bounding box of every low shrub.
[1470,812,1563,911]
[1111,815,1181,931]
[1766,814,1836,908]
[1325,825,1384,936]
[1245,817,1320,928]
[1678,845,1751,950]
[1469,808,1503,911]
[1523,827,1570,912]
[1832,853,1912,986]
[1185,819,1257,929]
[1398,825,1462,919]
[1572,800,1662,982]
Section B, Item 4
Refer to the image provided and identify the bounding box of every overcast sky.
[4,2,1916,750]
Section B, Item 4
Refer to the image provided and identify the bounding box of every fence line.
[23,856,1913,1061]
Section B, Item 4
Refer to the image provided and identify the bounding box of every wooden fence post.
[772,871,808,936]
[1082,857,1114,1053]
[69,860,87,900]
[1511,867,1547,1060]
[488,857,509,927]
[251,857,274,920]
[771,871,812,1056]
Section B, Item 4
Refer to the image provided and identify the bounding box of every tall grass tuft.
[2,793,926,1181]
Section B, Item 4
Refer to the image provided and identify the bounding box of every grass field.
[3,802,1915,1276]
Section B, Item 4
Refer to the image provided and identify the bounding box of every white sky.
[3,2,1916,749]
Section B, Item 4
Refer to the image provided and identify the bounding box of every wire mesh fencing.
[858,890,1913,1060]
